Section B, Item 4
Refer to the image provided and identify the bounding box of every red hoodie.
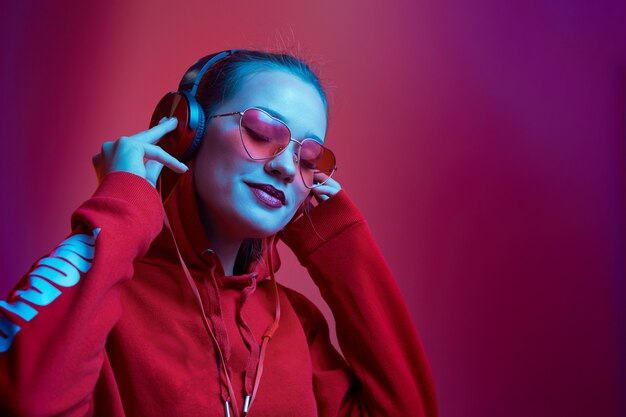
[0,170,438,417]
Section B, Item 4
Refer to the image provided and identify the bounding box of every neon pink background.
[1,1,624,416]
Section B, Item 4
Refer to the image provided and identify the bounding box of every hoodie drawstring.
[249,235,281,408]
[162,209,241,415]
[205,270,236,408]
[236,276,260,406]
[159,177,281,417]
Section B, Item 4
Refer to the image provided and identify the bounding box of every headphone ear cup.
[150,91,202,162]
[183,91,206,161]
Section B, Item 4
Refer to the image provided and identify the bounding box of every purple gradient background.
[1,1,625,416]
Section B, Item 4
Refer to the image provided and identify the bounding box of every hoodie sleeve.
[278,189,438,417]
[0,171,164,416]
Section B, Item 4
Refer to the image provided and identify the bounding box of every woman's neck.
[195,200,243,277]
[203,231,242,277]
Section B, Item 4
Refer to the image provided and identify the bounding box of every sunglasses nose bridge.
[274,138,301,159]
[266,139,299,179]
[289,137,303,154]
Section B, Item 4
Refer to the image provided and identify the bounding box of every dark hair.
[191,50,329,275]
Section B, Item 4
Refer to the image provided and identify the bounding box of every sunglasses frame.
[207,107,337,189]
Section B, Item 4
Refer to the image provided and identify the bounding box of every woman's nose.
[264,141,298,183]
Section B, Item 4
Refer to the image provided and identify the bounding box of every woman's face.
[193,69,328,239]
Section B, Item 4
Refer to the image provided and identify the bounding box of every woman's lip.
[246,182,287,205]
[248,185,284,208]
[246,183,284,208]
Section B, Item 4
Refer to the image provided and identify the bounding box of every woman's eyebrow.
[256,105,324,144]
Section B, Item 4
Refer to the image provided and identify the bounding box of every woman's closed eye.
[300,159,317,170]
[244,126,271,142]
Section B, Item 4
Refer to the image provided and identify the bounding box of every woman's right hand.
[91,117,188,188]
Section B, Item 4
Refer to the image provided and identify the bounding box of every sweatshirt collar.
[146,167,281,287]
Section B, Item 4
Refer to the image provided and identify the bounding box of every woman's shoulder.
[279,284,322,317]
[277,284,330,340]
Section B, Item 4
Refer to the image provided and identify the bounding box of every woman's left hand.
[310,172,342,204]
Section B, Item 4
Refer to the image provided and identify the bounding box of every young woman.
[0,50,438,416]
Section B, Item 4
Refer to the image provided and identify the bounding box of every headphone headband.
[179,49,241,95]
[191,50,238,96]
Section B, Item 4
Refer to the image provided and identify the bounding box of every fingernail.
[159,117,167,124]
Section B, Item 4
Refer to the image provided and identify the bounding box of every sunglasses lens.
[299,140,336,188]
[240,109,290,158]
[239,108,336,188]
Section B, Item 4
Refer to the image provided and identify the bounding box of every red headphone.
[149,50,241,162]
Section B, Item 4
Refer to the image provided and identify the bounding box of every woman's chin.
[237,211,293,239]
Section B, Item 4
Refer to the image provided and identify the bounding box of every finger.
[310,185,338,207]
[312,174,341,192]
[92,152,101,168]
[313,181,340,192]
[310,190,330,205]
[142,143,188,173]
[132,117,178,143]
[313,171,340,185]
[91,153,103,182]
[93,141,113,174]
[315,193,330,203]
[311,184,338,196]
[145,159,165,187]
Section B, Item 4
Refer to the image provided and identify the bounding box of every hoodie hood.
[145,165,282,287]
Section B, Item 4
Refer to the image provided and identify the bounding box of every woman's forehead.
[225,70,328,141]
